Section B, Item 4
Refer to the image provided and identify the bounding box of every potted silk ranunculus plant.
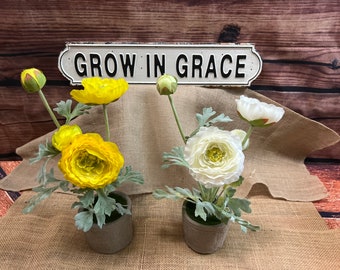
[20,68,144,254]
[153,74,285,254]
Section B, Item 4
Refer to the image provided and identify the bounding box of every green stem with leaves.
[103,104,110,141]
[38,90,60,128]
[168,95,186,144]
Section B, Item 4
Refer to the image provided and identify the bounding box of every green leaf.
[78,189,95,208]
[162,146,189,168]
[234,218,260,232]
[228,198,252,216]
[105,183,117,194]
[173,186,194,198]
[93,190,116,217]
[36,165,60,185]
[30,141,59,164]
[188,107,232,138]
[22,185,59,213]
[41,168,64,185]
[74,211,94,232]
[196,107,232,127]
[196,107,216,126]
[95,212,106,229]
[153,186,192,201]
[69,102,92,121]
[54,99,72,121]
[225,186,237,198]
[115,202,131,216]
[114,166,144,187]
[152,189,174,199]
[30,143,60,186]
[240,225,248,233]
[23,168,69,214]
[53,100,92,124]
[195,201,207,220]
[58,180,70,192]
[229,176,244,188]
[209,113,232,125]
[194,201,217,221]
[200,201,216,215]
[91,189,132,228]
[71,202,83,209]
[92,190,116,229]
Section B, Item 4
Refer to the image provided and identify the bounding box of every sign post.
[58,43,262,86]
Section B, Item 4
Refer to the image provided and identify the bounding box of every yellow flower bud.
[20,68,46,93]
[52,124,82,151]
[156,74,178,95]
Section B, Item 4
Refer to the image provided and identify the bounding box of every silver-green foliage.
[23,100,144,232]
[153,107,259,232]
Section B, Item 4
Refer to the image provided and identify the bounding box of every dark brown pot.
[182,200,230,254]
[84,191,133,254]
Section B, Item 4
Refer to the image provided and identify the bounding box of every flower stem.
[215,185,228,204]
[242,125,253,147]
[37,90,60,128]
[198,183,206,200]
[168,95,186,144]
[103,104,110,141]
[198,183,219,203]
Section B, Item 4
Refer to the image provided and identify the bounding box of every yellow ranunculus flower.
[58,133,124,189]
[70,77,128,105]
[52,124,82,151]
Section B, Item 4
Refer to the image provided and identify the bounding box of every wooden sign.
[58,43,262,86]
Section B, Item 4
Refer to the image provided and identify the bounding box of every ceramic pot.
[182,200,230,254]
[84,191,133,254]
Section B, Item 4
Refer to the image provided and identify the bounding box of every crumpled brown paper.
[0,86,339,201]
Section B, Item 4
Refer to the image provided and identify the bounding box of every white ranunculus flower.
[184,126,245,188]
[235,95,285,127]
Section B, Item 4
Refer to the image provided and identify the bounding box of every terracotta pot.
[84,191,133,254]
[182,200,230,254]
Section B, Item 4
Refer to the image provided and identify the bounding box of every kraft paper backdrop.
[0,86,339,201]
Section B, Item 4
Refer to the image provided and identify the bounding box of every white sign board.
[58,43,262,86]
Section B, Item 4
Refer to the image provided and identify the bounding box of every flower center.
[77,150,105,175]
[206,146,225,163]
